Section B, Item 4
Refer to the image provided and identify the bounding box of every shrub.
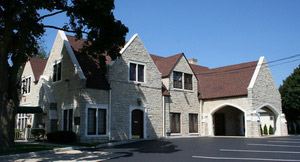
[31,128,46,141]
[260,125,263,135]
[269,125,274,135]
[263,124,268,135]
[46,131,76,143]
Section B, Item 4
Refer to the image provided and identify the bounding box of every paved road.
[8,136,300,161]
[103,136,300,162]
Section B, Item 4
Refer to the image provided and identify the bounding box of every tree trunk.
[0,92,16,149]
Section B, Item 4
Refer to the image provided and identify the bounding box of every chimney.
[188,58,198,65]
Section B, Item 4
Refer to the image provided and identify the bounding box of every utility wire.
[194,54,300,76]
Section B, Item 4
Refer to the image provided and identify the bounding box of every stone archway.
[255,104,280,136]
[209,104,246,136]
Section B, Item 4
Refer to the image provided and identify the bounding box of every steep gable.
[29,57,48,82]
[66,35,110,90]
[150,53,183,77]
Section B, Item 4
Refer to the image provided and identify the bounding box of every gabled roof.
[66,35,110,90]
[29,57,48,82]
[150,53,184,77]
[191,61,258,99]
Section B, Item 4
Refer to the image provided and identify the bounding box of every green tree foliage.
[263,124,268,135]
[260,125,263,135]
[279,65,300,133]
[0,0,128,149]
[269,125,274,135]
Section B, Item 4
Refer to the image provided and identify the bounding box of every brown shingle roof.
[150,53,184,77]
[29,57,47,82]
[191,61,258,99]
[66,35,110,90]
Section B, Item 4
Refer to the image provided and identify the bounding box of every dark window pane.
[63,110,68,131]
[138,65,144,82]
[184,74,193,90]
[170,113,180,133]
[69,109,73,131]
[98,109,106,135]
[189,114,198,133]
[173,72,182,89]
[57,63,61,81]
[53,64,57,82]
[88,109,96,135]
[129,63,136,81]
[28,77,31,93]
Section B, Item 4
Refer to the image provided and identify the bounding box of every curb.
[96,139,146,148]
[0,146,87,161]
[0,139,146,160]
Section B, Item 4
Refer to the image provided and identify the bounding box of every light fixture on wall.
[137,98,142,106]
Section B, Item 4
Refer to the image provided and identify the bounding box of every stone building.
[18,30,288,142]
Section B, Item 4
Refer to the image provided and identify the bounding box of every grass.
[0,143,63,156]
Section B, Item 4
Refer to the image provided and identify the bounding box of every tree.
[279,65,300,133]
[0,0,128,149]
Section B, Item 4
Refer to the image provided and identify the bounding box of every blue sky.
[40,0,300,87]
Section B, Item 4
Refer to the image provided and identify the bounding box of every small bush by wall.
[46,131,76,143]
[263,124,268,135]
[269,125,274,135]
[31,128,46,141]
[260,125,263,135]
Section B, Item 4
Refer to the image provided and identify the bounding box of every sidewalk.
[0,139,145,161]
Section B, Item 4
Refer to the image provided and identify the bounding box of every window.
[21,77,31,94]
[63,109,73,131]
[129,62,145,82]
[170,113,181,133]
[87,108,107,135]
[173,72,182,89]
[189,114,198,133]
[53,62,62,82]
[184,74,193,90]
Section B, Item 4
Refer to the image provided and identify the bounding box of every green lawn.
[0,143,63,156]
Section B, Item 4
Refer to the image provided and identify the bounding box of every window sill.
[173,88,194,92]
[170,133,182,136]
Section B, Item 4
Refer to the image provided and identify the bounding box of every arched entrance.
[211,105,245,136]
[131,109,144,139]
[256,105,279,136]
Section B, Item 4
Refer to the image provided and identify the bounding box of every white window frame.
[85,104,108,137]
[61,106,74,131]
[21,75,32,95]
[173,71,183,90]
[52,60,62,83]
[128,60,146,84]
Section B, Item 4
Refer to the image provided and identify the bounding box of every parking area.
[105,136,300,161]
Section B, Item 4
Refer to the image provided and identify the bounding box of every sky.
[40,0,300,87]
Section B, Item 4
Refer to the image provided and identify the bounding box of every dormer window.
[173,72,193,90]
[22,77,31,94]
[173,71,182,89]
[53,61,61,82]
[129,62,145,82]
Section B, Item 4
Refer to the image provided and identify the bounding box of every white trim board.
[58,30,86,79]
[248,56,265,89]
[120,34,138,54]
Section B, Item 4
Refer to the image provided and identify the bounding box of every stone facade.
[108,35,163,140]
[164,56,200,136]
[18,31,288,143]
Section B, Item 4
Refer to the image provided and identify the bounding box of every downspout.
[109,89,112,141]
[199,99,203,136]
[162,96,165,137]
